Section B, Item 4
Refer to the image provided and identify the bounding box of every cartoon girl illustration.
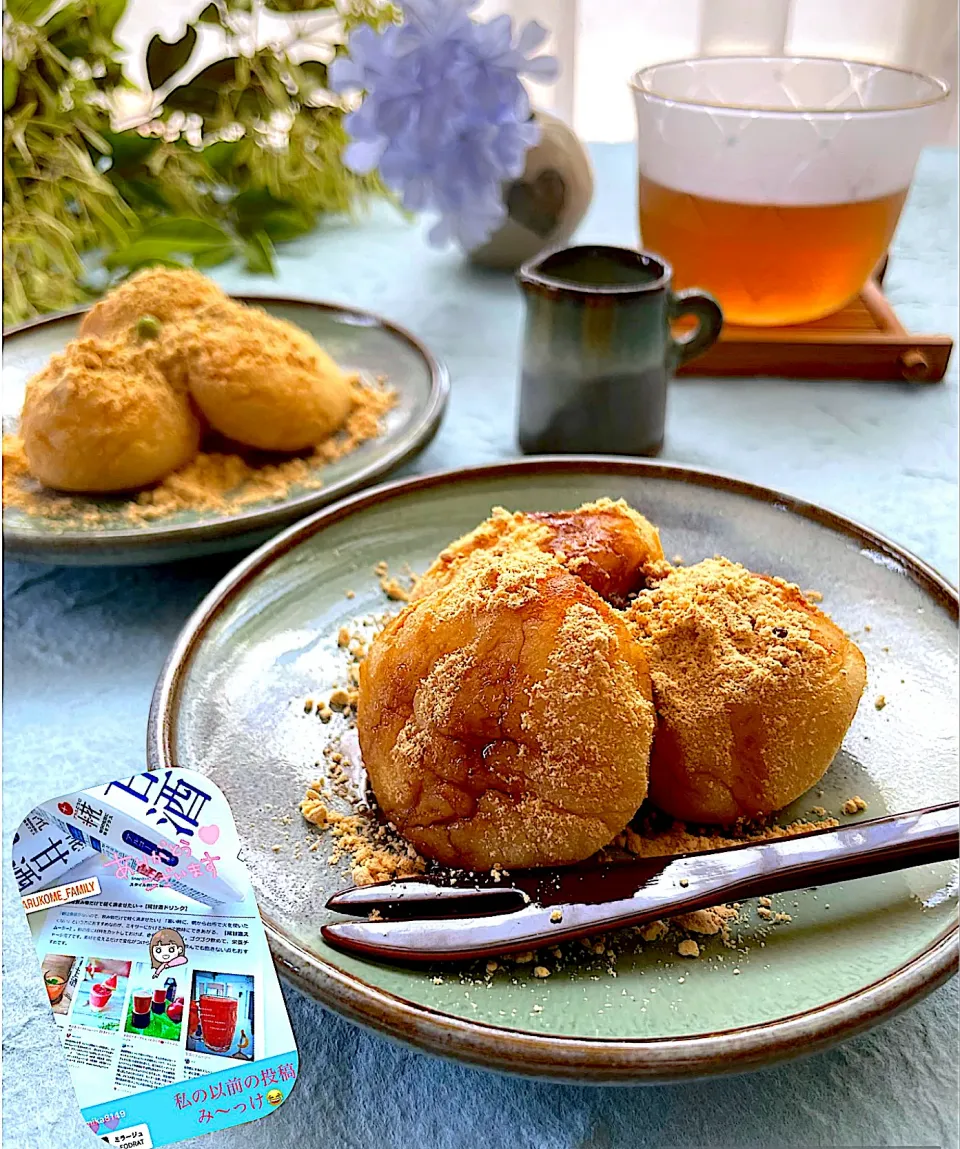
[149,928,187,979]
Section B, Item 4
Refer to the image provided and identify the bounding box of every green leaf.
[4,65,19,112]
[242,231,276,275]
[226,188,315,242]
[200,139,241,175]
[192,243,236,269]
[137,217,233,248]
[103,243,189,271]
[97,0,128,35]
[198,2,223,23]
[161,58,237,117]
[103,218,234,269]
[101,130,157,171]
[258,209,315,242]
[145,25,199,91]
[113,177,171,211]
[230,187,292,220]
[42,2,83,37]
[45,31,94,61]
[6,0,54,23]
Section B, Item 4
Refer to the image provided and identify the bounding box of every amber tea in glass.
[631,57,948,327]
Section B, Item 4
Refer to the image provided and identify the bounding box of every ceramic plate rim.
[2,297,449,560]
[146,456,960,1082]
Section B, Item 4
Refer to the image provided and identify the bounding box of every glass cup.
[199,993,238,1053]
[45,974,66,1003]
[89,983,112,1011]
[631,57,949,326]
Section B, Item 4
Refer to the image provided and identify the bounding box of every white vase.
[468,111,594,271]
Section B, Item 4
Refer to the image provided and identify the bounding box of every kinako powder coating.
[2,378,395,526]
[3,305,396,528]
[3,267,398,525]
[290,566,853,983]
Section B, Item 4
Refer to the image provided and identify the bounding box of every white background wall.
[476,0,959,143]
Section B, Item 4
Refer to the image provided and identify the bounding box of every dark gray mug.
[516,245,723,456]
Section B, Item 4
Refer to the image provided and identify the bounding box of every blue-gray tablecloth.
[3,144,957,1149]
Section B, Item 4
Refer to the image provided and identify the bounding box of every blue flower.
[329,0,558,251]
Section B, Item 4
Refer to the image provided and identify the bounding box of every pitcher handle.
[669,289,723,368]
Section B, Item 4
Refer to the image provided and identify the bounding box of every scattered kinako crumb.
[2,378,395,527]
[640,920,668,942]
[533,966,551,979]
[677,939,700,958]
[373,559,416,602]
[550,910,563,923]
[300,783,426,886]
[613,813,839,861]
[803,589,823,602]
[874,694,887,710]
[811,805,827,817]
[673,906,737,936]
[842,795,868,815]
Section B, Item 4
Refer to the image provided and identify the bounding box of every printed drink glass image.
[45,974,66,1003]
[631,57,949,325]
[132,990,152,1015]
[199,993,239,1053]
[89,983,112,1011]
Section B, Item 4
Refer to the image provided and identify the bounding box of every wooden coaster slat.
[678,279,953,383]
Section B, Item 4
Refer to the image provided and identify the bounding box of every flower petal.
[328,56,366,91]
[343,136,387,174]
[522,53,560,82]
[515,20,548,56]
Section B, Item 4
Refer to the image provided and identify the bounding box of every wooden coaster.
[677,279,954,383]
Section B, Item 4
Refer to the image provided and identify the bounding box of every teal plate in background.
[2,297,448,566]
[148,459,959,1082]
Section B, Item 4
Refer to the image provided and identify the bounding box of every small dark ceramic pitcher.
[516,245,722,456]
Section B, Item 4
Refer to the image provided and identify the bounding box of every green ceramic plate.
[148,458,959,1082]
[2,297,448,566]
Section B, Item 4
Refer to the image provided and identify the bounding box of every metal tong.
[321,802,959,963]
